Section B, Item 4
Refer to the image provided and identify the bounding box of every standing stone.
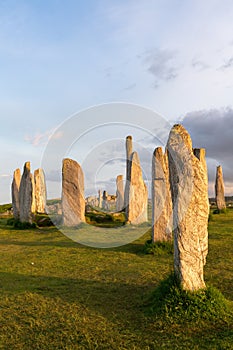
[126,152,148,224]
[34,168,47,213]
[31,174,36,214]
[62,158,85,226]
[98,189,102,208]
[19,162,33,223]
[124,136,133,211]
[152,147,172,242]
[102,190,108,210]
[215,165,226,210]
[167,124,209,291]
[11,168,21,220]
[126,136,133,183]
[116,175,124,211]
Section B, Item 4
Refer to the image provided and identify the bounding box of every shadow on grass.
[0,271,149,322]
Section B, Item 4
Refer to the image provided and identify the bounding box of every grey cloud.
[182,108,233,187]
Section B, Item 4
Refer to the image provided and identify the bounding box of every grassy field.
[0,209,233,349]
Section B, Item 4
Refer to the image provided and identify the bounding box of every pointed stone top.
[131,151,141,166]
[193,148,206,162]
[216,165,224,177]
[24,162,31,172]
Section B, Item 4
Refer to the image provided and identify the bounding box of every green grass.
[0,209,233,349]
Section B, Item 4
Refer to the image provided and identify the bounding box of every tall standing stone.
[124,136,133,211]
[126,135,133,183]
[34,168,47,213]
[19,162,33,223]
[126,152,148,224]
[62,158,85,226]
[215,165,226,211]
[152,147,172,242]
[167,124,209,291]
[11,168,21,219]
[116,175,124,211]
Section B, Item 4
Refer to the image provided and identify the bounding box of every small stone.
[215,165,226,210]
[11,168,21,219]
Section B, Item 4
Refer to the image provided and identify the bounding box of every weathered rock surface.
[152,147,172,242]
[62,158,85,226]
[215,165,226,210]
[34,168,47,213]
[11,168,21,219]
[126,152,148,224]
[19,162,33,223]
[116,175,124,211]
[167,124,209,291]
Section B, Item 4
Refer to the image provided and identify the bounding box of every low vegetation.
[0,208,233,349]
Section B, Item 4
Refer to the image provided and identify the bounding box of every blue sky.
[1,0,233,203]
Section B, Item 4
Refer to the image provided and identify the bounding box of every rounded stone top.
[153,147,163,157]
[169,124,192,150]
[126,135,132,140]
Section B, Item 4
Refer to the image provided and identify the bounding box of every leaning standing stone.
[116,175,124,211]
[167,124,209,291]
[152,147,172,242]
[11,168,21,219]
[126,152,148,224]
[62,158,85,226]
[19,162,33,223]
[34,168,47,213]
[215,165,226,211]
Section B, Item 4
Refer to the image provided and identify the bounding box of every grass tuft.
[144,239,173,255]
[7,218,37,229]
[146,273,230,323]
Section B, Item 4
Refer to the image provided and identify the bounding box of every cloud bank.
[182,107,233,195]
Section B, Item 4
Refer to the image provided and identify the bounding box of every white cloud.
[24,129,63,147]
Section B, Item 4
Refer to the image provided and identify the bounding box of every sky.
[0,0,233,203]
